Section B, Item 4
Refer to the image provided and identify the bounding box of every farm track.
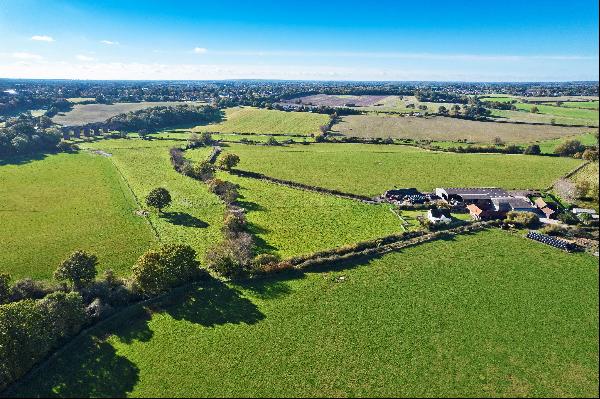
[101,150,163,242]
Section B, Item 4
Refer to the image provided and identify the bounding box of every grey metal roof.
[439,187,510,199]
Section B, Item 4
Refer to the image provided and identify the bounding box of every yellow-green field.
[221,142,583,196]
[192,106,330,135]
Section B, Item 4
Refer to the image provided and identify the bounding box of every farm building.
[572,208,600,219]
[466,203,504,221]
[492,197,538,213]
[534,198,558,219]
[435,187,510,204]
[383,188,428,204]
[427,208,452,224]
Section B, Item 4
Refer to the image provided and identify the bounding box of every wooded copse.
[104,104,222,133]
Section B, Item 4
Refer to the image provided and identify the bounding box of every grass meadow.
[187,149,403,258]
[0,152,156,279]
[223,143,583,196]
[191,106,330,135]
[9,229,598,398]
[333,114,591,143]
[78,139,226,260]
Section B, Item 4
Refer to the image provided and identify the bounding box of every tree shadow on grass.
[4,335,140,398]
[160,211,208,228]
[0,151,50,166]
[148,279,265,327]
[237,269,305,300]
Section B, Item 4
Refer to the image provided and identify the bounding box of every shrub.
[557,211,579,225]
[145,187,172,213]
[582,148,599,161]
[523,144,541,155]
[222,209,247,238]
[80,269,132,307]
[216,153,240,170]
[504,211,539,228]
[0,273,10,304]
[265,136,280,146]
[190,160,215,181]
[555,140,585,157]
[207,178,239,204]
[54,250,98,290]
[9,278,63,302]
[206,233,254,279]
[540,224,569,237]
[131,244,201,297]
[251,254,282,273]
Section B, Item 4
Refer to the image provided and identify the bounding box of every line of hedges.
[230,169,377,203]
[255,222,497,274]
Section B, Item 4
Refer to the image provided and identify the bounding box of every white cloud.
[11,52,43,60]
[100,40,119,45]
[212,50,599,61]
[76,54,95,62]
[193,47,208,54]
[0,60,597,82]
[31,35,54,42]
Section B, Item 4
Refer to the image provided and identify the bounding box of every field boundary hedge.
[229,169,379,204]
[255,221,497,273]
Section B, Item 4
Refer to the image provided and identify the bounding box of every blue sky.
[0,0,598,81]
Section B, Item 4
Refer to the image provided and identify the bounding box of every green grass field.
[77,138,404,261]
[0,152,156,279]
[333,114,591,142]
[222,143,583,196]
[77,139,226,261]
[549,101,599,110]
[512,103,598,126]
[536,132,599,154]
[192,107,330,135]
[188,150,404,258]
[9,229,598,398]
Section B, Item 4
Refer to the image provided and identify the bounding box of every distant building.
[492,197,538,213]
[435,187,510,204]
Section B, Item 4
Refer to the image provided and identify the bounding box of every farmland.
[192,106,330,135]
[52,101,206,126]
[77,139,404,260]
[188,150,403,258]
[76,139,226,259]
[224,143,583,196]
[9,229,598,398]
[0,152,156,279]
[282,94,388,107]
[332,114,592,143]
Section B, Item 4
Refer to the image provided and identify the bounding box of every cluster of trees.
[0,239,204,390]
[105,105,222,134]
[414,90,467,104]
[482,100,517,110]
[0,114,63,155]
[554,139,598,159]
